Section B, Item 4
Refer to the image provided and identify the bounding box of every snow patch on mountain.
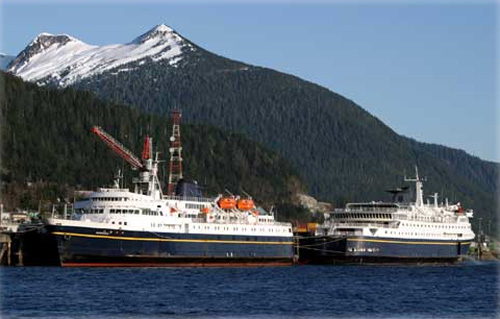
[8,24,193,87]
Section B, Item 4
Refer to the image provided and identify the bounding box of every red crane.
[92,126,145,170]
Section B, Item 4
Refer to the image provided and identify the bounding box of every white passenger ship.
[301,168,475,263]
[46,124,293,267]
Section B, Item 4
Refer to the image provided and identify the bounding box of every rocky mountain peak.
[26,32,78,54]
[131,24,180,44]
[8,32,81,73]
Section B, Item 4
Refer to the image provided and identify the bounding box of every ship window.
[110,209,116,214]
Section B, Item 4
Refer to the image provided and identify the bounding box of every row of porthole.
[92,197,130,201]
[107,230,125,235]
[385,230,460,237]
[192,225,289,233]
[401,223,468,229]
[111,221,128,226]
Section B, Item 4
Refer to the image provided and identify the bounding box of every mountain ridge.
[7,24,193,87]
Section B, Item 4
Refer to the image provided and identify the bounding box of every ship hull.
[47,225,294,267]
[299,235,472,264]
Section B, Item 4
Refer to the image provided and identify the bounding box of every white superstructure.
[51,188,292,238]
[317,167,475,243]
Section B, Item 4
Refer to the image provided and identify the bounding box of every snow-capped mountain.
[0,53,15,70]
[7,24,194,87]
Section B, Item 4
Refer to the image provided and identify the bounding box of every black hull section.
[299,235,472,265]
[2,225,60,266]
[47,225,294,267]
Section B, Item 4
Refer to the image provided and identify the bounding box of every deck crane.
[91,126,145,170]
[91,126,162,199]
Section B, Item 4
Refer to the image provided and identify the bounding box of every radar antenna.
[404,166,426,207]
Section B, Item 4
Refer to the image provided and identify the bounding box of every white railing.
[328,222,395,229]
[164,195,214,203]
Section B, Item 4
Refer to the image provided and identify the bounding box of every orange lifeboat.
[237,199,255,211]
[201,207,210,214]
[218,197,237,210]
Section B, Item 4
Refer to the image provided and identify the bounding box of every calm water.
[1,261,498,319]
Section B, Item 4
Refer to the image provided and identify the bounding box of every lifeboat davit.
[218,197,237,210]
[237,199,255,211]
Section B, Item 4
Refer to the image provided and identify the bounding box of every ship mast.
[405,166,425,207]
[167,110,183,195]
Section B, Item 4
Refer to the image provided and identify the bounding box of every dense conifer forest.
[0,72,312,221]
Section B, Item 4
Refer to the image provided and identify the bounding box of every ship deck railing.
[331,230,364,236]
[327,222,398,228]
[333,207,403,213]
[195,218,290,226]
[164,195,215,203]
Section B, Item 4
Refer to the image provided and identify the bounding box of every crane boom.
[92,126,144,170]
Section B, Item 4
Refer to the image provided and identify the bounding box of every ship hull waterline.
[48,225,294,267]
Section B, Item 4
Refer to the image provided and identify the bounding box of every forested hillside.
[72,48,499,236]
[0,72,307,219]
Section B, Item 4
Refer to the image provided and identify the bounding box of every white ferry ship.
[300,168,475,263]
[46,115,294,267]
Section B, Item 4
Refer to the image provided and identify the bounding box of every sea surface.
[0,261,498,319]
